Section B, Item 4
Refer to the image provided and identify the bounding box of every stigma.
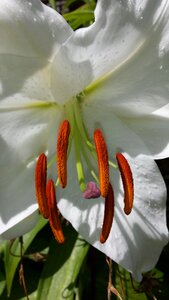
[34,100,134,245]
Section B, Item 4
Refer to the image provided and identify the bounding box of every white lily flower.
[0,0,169,281]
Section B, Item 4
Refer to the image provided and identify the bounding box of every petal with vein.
[0,56,53,104]
[0,106,61,162]
[79,1,169,160]
[61,0,168,81]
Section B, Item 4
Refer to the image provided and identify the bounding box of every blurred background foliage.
[0,0,169,299]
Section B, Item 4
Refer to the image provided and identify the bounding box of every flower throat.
[35,98,134,244]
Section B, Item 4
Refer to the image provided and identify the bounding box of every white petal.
[0,0,71,239]
[50,46,93,104]
[83,83,169,159]
[82,102,150,157]
[59,0,169,81]
[0,0,92,105]
[58,149,168,281]
[0,0,75,106]
[0,55,54,103]
[0,0,72,58]
[0,100,63,239]
[124,116,169,159]
[113,154,168,281]
[85,30,169,118]
[83,1,169,123]
[0,100,61,239]
[48,0,158,103]
[0,209,38,240]
[0,105,61,162]
[0,137,39,239]
[0,37,93,108]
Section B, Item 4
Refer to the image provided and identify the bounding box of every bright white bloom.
[0,0,169,281]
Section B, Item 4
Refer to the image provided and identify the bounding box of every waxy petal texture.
[0,137,38,239]
[0,0,69,236]
[0,0,71,165]
[0,0,72,58]
[81,0,169,158]
[58,0,169,158]
[60,0,169,81]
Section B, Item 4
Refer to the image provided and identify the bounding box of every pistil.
[35,153,49,219]
[94,129,109,197]
[46,179,65,244]
[116,153,134,215]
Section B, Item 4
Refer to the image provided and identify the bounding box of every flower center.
[35,96,134,244]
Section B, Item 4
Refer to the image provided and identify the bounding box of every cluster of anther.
[35,153,65,244]
[35,120,134,245]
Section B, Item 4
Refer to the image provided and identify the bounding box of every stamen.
[35,153,49,219]
[94,129,109,197]
[57,120,70,188]
[46,179,65,244]
[116,153,134,215]
[100,183,114,244]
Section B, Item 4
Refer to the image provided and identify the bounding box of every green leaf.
[49,0,56,9]
[37,225,90,300]
[63,0,95,10]
[63,0,79,9]
[4,216,47,297]
[0,271,6,297]
[0,242,6,296]
[63,4,95,30]
[114,266,147,300]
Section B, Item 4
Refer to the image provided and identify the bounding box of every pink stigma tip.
[83,182,101,199]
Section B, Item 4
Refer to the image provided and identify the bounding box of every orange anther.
[57,120,70,188]
[100,183,114,244]
[116,153,134,215]
[94,129,109,197]
[46,179,65,244]
[35,153,49,219]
